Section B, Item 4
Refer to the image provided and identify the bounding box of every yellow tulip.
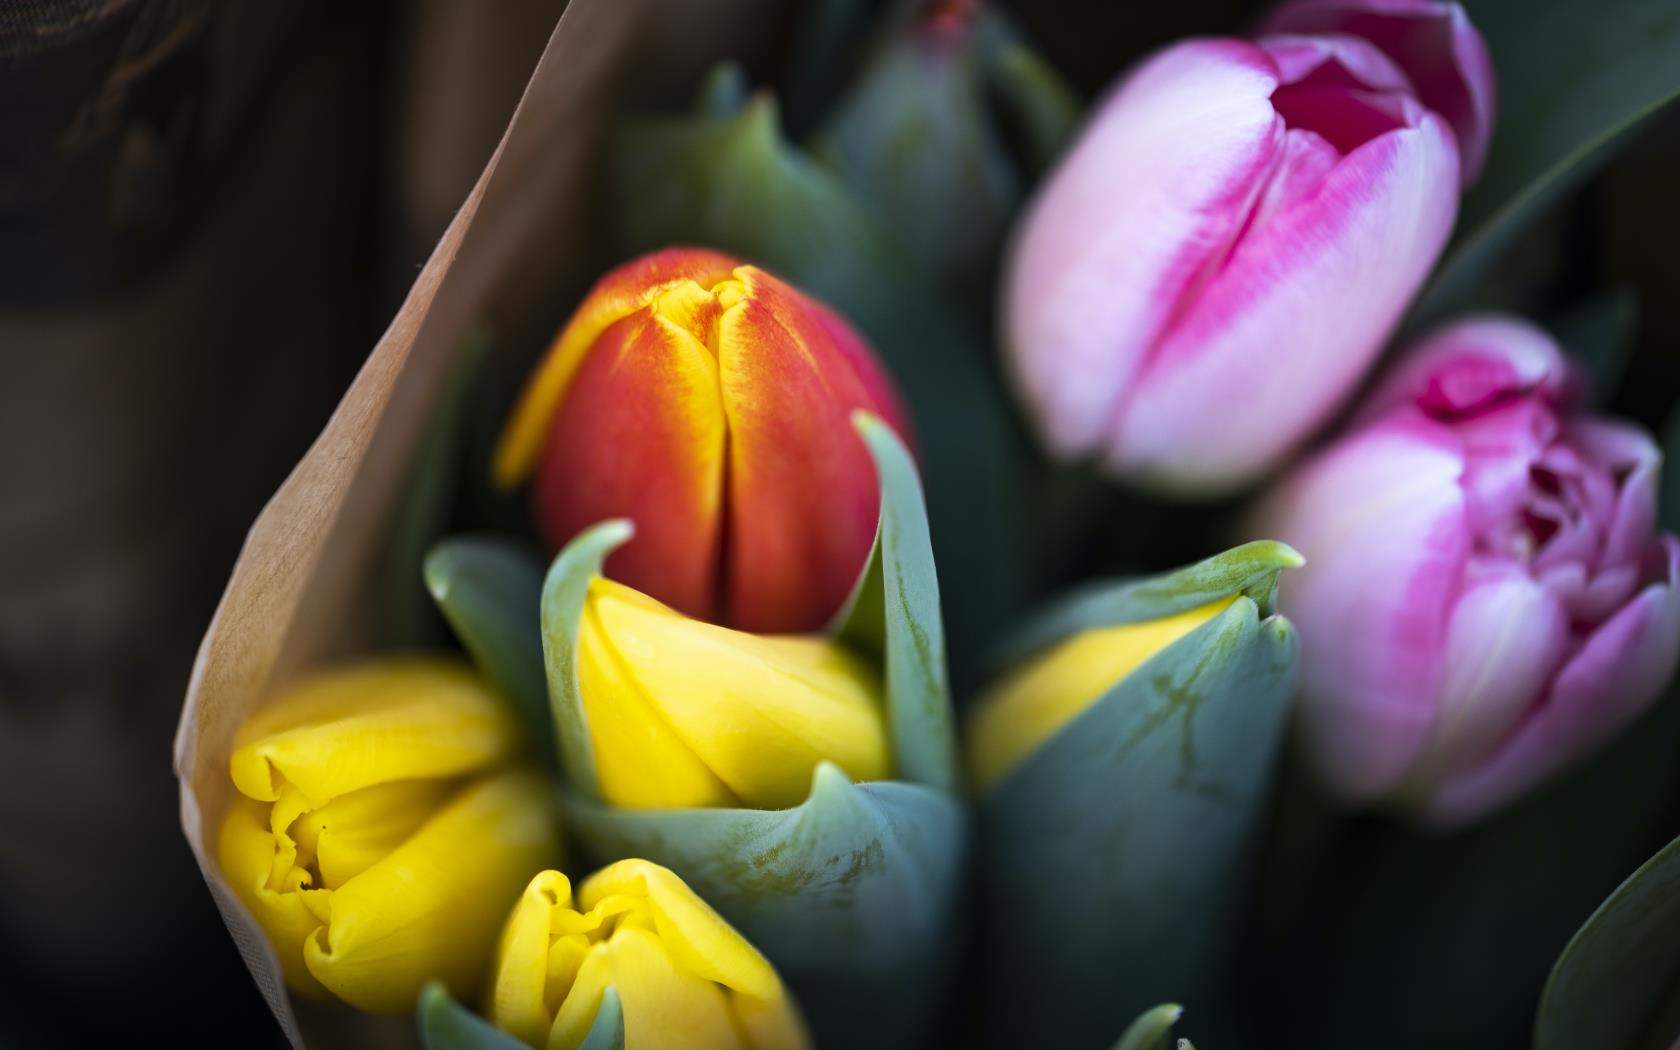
[489,859,810,1050]
[575,576,890,809]
[965,597,1238,792]
[218,657,563,1013]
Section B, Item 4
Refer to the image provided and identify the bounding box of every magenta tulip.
[1004,33,1460,495]
[1261,0,1496,184]
[1252,317,1680,826]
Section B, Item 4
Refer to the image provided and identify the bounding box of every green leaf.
[1536,834,1680,1050]
[1659,405,1680,534]
[565,763,966,1050]
[611,76,1035,666]
[1113,1004,1186,1050]
[416,982,524,1050]
[1411,0,1680,322]
[1548,289,1639,403]
[426,537,554,768]
[382,328,490,648]
[975,11,1082,173]
[844,414,960,792]
[578,987,626,1050]
[994,540,1304,670]
[538,519,634,799]
[416,981,624,1050]
[978,558,1298,1047]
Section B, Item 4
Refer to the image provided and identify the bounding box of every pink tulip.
[1261,0,1496,184]
[1251,316,1680,826]
[1004,34,1459,495]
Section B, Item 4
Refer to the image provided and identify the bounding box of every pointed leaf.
[1113,1004,1186,1050]
[995,541,1303,670]
[426,537,554,768]
[847,413,959,791]
[565,764,966,1050]
[417,982,525,1050]
[975,11,1081,172]
[979,595,1297,1047]
[1536,833,1680,1050]
[578,987,626,1050]
[539,519,634,798]
[1411,0,1680,322]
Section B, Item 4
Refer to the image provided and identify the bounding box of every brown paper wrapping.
[173,0,782,1043]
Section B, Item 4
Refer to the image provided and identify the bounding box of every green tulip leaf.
[611,69,1035,664]
[832,413,960,792]
[1412,0,1680,322]
[416,982,524,1050]
[565,762,966,1050]
[1659,406,1680,534]
[978,554,1298,1047]
[578,987,626,1050]
[539,519,635,799]
[1113,1004,1188,1050]
[974,10,1082,173]
[1535,833,1680,1050]
[383,328,490,648]
[994,540,1304,671]
[1549,288,1639,404]
[426,536,554,768]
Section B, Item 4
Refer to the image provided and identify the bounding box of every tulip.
[493,247,912,634]
[1004,32,1459,494]
[965,595,1239,791]
[1251,316,1680,825]
[218,657,562,1012]
[813,0,1079,297]
[489,859,810,1050]
[1260,0,1496,184]
[969,543,1300,1047]
[574,575,890,810]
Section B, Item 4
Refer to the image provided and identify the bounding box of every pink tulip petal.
[1004,39,1284,461]
[1569,417,1661,567]
[1358,315,1571,425]
[1423,536,1680,826]
[1105,110,1458,490]
[1399,564,1569,789]
[1262,0,1497,184]
[1253,411,1469,800]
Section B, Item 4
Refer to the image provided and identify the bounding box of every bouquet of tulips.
[174,0,1680,1047]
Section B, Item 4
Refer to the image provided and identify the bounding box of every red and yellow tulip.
[495,248,912,634]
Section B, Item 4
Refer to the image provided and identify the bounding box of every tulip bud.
[965,595,1238,791]
[1005,33,1459,494]
[576,575,890,810]
[1251,316,1680,825]
[218,658,562,1012]
[494,247,912,634]
[813,0,1079,297]
[489,859,810,1050]
[970,544,1299,1046]
[1260,0,1496,184]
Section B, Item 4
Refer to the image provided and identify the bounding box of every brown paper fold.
[174,0,779,1043]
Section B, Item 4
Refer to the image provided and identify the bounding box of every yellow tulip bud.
[965,597,1238,792]
[218,657,563,1013]
[489,859,810,1050]
[575,577,890,809]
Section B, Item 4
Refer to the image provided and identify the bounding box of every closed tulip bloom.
[576,576,890,810]
[965,596,1239,791]
[1261,0,1496,184]
[495,248,912,634]
[1252,317,1680,825]
[218,658,562,1012]
[1005,33,1459,494]
[490,860,810,1050]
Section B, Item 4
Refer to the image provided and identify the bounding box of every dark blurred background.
[1,0,1677,1047]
